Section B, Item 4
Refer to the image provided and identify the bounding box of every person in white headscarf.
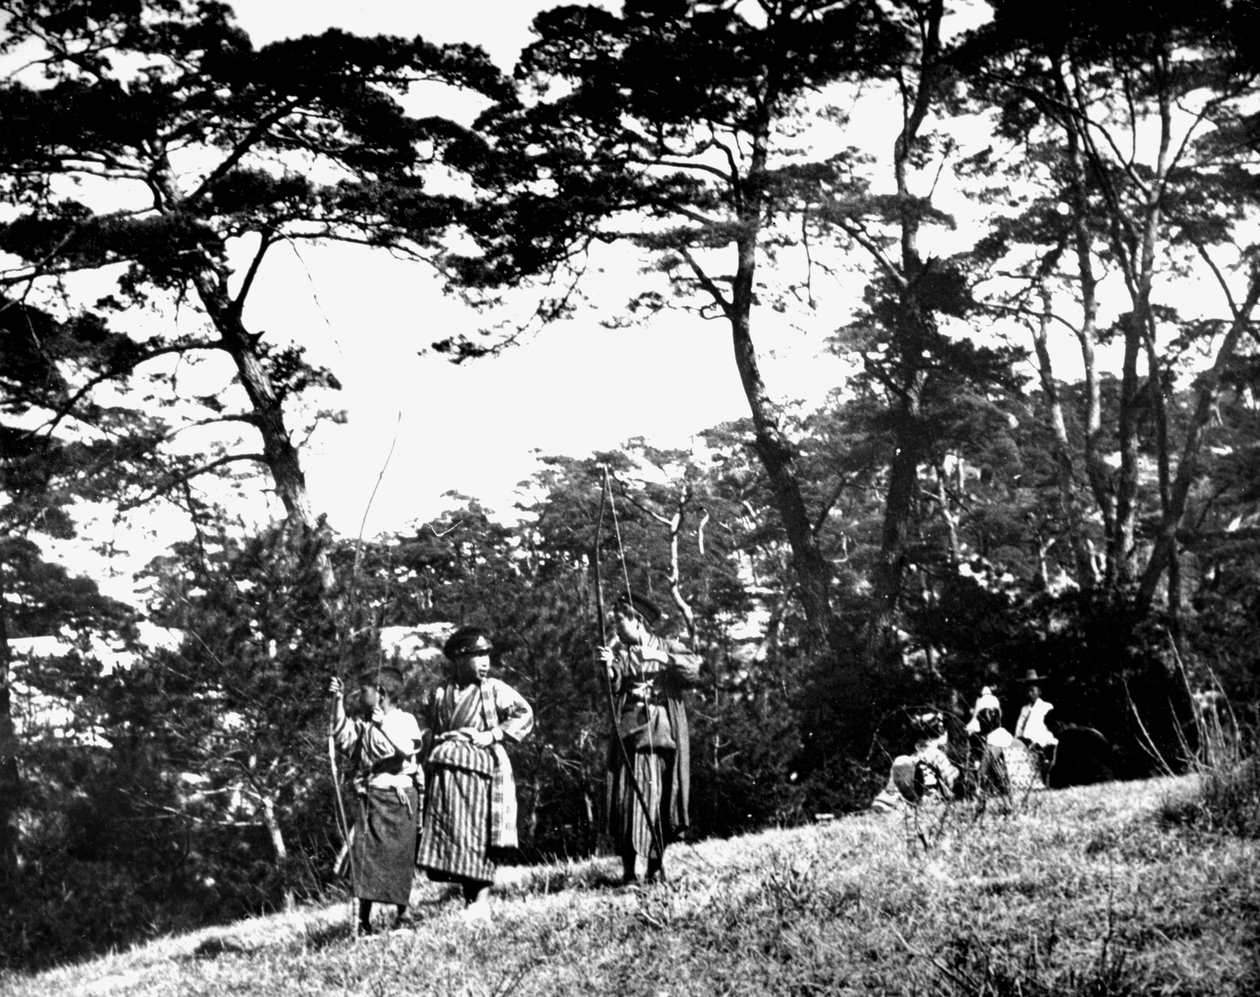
[965,686,1009,745]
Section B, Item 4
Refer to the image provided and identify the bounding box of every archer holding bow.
[595,592,702,885]
[327,665,423,934]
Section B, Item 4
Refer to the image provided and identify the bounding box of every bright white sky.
[222,0,856,539]
[12,0,872,605]
[25,0,1180,604]
[2,0,1241,628]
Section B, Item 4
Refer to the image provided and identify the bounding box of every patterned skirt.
[417,764,494,884]
[610,747,670,859]
[987,738,1045,797]
[351,785,418,906]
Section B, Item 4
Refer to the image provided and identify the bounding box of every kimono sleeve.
[357,722,401,766]
[663,639,702,687]
[606,652,630,695]
[383,709,424,760]
[330,715,363,755]
[492,679,534,743]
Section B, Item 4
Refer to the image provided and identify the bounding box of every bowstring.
[331,411,401,934]
[357,414,400,688]
[605,467,720,881]
[604,466,635,604]
[601,464,669,878]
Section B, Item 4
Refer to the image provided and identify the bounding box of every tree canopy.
[2,0,1259,971]
[0,0,510,527]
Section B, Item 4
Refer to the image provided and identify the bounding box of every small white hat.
[974,687,1001,714]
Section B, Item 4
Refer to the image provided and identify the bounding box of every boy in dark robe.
[596,593,702,884]
[328,666,423,934]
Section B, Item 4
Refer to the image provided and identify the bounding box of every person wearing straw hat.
[327,665,423,934]
[595,592,702,885]
[1013,668,1058,781]
[416,625,533,921]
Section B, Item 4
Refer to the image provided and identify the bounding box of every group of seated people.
[870,669,1058,812]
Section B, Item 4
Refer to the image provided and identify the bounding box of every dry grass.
[3,774,1256,997]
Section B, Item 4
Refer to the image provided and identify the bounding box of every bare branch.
[121,453,266,509]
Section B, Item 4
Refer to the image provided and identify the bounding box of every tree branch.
[121,453,267,509]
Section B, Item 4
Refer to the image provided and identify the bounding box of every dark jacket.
[604,632,702,838]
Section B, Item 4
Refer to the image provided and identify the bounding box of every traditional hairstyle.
[358,664,404,697]
[613,591,662,626]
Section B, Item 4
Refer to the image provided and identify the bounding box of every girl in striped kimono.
[416,626,533,920]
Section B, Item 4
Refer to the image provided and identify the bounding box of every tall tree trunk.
[527,750,541,847]
[194,267,316,529]
[259,794,295,913]
[876,366,926,619]
[1080,45,1172,595]
[728,300,835,652]
[1112,314,1144,588]
[1138,272,1260,608]
[1031,283,1096,584]
[1054,55,1114,573]
[151,168,317,532]
[931,460,962,567]
[0,572,20,877]
[582,788,596,854]
[872,0,943,630]
[698,115,835,654]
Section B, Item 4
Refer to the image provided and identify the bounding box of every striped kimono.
[416,677,533,884]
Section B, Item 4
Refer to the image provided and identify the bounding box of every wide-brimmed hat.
[1018,668,1047,683]
[614,591,662,625]
[443,625,494,659]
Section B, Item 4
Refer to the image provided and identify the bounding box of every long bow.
[328,413,401,933]
[594,465,667,877]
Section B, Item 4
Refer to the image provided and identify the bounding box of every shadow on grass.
[184,926,347,962]
[288,921,354,953]
[502,864,659,899]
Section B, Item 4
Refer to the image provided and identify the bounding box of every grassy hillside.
[3,775,1256,997]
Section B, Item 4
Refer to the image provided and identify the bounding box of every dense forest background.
[2,0,1258,972]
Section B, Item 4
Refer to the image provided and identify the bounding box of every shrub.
[1161,756,1260,838]
[920,928,1146,997]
